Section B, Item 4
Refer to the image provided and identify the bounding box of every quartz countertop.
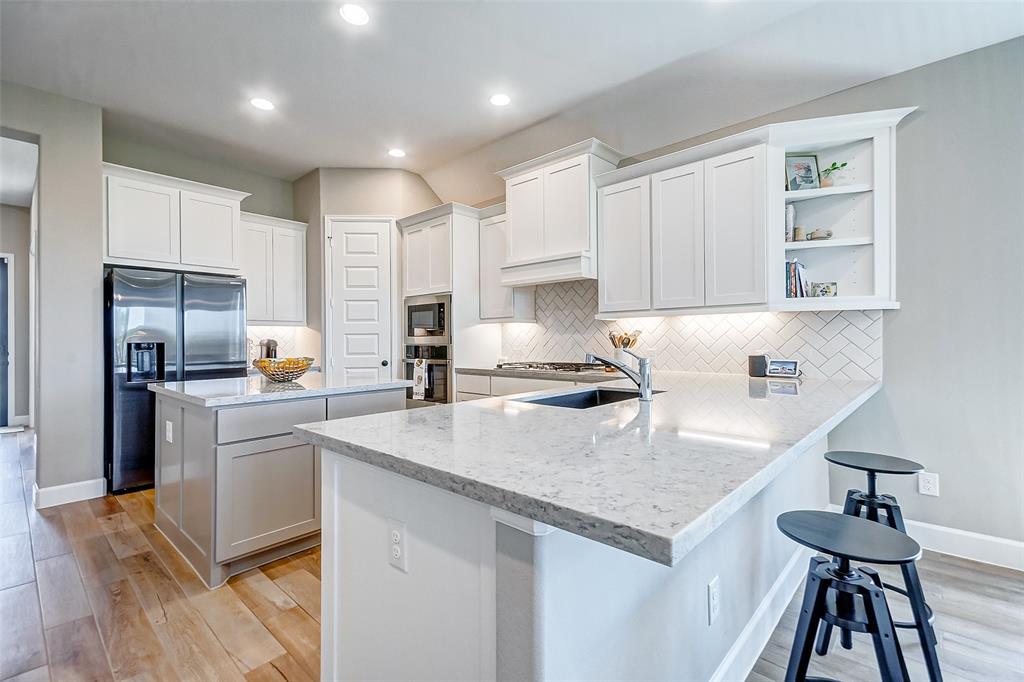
[293,372,879,566]
[456,366,614,383]
[149,373,412,408]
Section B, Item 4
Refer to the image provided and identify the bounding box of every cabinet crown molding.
[596,107,917,188]
[477,202,506,220]
[497,138,625,179]
[398,201,481,228]
[240,211,307,231]
[103,162,251,201]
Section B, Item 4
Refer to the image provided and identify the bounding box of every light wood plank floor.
[3,430,1022,681]
[0,430,320,682]
[748,551,1024,682]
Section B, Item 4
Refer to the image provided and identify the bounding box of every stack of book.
[786,259,809,298]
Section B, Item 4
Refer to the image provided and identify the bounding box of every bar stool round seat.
[777,511,921,565]
[824,451,923,476]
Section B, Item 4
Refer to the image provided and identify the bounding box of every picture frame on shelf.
[766,358,800,378]
[810,281,838,297]
[785,154,820,191]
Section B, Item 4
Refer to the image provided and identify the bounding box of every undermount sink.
[514,387,660,409]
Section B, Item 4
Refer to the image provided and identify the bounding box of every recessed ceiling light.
[249,98,275,111]
[340,3,369,25]
[387,148,406,158]
[489,93,511,107]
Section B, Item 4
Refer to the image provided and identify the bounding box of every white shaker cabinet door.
[703,145,766,307]
[403,226,428,296]
[506,170,544,263]
[479,215,514,319]
[180,190,241,270]
[106,175,181,264]
[241,222,274,322]
[542,154,590,256]
[272,228,306,324]
[598,176,650,313]
[426,217,452,294]
[652,162,705,310]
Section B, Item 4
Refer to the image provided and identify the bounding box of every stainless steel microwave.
[405,294,450,346]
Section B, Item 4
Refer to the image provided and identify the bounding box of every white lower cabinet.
[479,214,535,321]
[104,163,249,274]
[596,144,766,316]
[240,212,307,325]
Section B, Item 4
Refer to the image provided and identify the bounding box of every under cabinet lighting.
[387,148,406,158]
[340,3,370,25]
[489,93,511,107]
[249,98,275,111]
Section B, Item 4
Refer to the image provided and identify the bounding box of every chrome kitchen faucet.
[584,348,653,401]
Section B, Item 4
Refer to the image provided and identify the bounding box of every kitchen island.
[148,373,411,587]
[294,371,880,681]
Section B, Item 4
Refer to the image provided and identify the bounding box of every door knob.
[381,360,389,367]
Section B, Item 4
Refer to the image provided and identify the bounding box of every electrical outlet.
[707,576,721,625]
[165,420,173,443]
[918,472,940,497]
[388,518,408,572]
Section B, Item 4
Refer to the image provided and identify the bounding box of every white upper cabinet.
[272,227,306,323]
[180,190,241,270]
[479,213,535,322]
[652,162,704,310]
[703,145,766,307]
[103,164,249,275]
[403,216,452,296]
[240,212,307,325]
[506,171,544,263]
[498,140,624,287]
[240,213,307,325]
[241,222,273,321]
[594,107,913,318]
[106,175,181,264]
[598,176,650,314]
[542,155,590,256]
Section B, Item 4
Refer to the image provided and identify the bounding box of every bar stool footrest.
[881,580,936,628]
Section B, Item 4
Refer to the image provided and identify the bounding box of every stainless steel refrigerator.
[104,268,247,493]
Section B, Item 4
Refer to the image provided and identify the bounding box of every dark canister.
[748,353,769,377]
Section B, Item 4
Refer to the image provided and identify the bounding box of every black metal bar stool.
[826,451,942,682]
[778,511,924,682]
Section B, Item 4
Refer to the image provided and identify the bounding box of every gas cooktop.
[496,361,606,373]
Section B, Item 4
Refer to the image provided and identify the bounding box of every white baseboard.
[33,477,106,509]
[828,504,1024,571]
[711,546,813,682]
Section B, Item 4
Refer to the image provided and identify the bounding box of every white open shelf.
[785,236,873,251]
[784,183,872,202]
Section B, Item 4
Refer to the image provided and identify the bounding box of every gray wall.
[0,203,30,417]
[103,133,294,219]
[1,81,104,489]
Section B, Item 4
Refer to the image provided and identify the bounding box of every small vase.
[820,175,834,188]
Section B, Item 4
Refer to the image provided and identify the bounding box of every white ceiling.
[0,0,814,179]
[1,1,1021,186]
[0,137,39,207]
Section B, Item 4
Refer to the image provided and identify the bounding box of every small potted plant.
[819,161,847,187]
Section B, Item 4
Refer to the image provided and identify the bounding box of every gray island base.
[148,373,410,588]
[294,371,880,681]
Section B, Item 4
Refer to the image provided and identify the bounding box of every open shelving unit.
[766,107,914,311]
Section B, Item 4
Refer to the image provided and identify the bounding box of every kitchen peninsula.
[294,372,879,681]
[148,373,410,587]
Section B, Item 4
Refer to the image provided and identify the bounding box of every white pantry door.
[325,217,393,386]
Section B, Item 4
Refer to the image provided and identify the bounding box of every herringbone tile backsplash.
[501,281,882,380]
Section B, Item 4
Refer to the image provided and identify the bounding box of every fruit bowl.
[252,357,314,382]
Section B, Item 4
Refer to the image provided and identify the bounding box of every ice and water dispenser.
[126,341,165,383]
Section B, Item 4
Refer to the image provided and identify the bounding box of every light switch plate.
[165,420,173,443]
[707,575,721,625]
